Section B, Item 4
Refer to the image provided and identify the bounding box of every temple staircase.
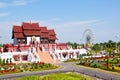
[36,47,54,64]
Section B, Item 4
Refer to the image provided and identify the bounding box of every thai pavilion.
[0,21,91,64]
[12,22,57,45]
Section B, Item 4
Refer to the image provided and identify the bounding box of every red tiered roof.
[13,25,22,32]
[23,31,41,36]
[12,22,57,41]
[22,22,40,30]
[48,36,57,40]
[48,29,57,40]
[12,25,24,38]
[22,22,41,36]
[14,33,24,38]
[40,33,48,38]
[40,27,48,38]
[48,29,56,35]
[40,27,48,32]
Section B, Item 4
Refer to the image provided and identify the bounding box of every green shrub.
[90,61,103,68]
[10,58,12,63]
[20,69,24,72]
[6,58,9,64]
[112,65,114,71]
[34,65,38,69]
[0,59,2,65]
[90,62,95,68]
[2,59,5,65]
[100,66,106,70]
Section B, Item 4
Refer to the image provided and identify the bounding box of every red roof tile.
[48,36,56,40]
[48,29,55,35]
[13,25,22,32]
[22,22,40,30]
[40,27,48,32]
[14,33,24,38]
[40,33,48,38]
[23,30,41,36]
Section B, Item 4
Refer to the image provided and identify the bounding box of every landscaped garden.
[16,72,93,80]
[0,60,58,75]
[76,56,120,72]
[68,40,120,72]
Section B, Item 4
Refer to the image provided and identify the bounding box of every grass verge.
[16,72,93,80]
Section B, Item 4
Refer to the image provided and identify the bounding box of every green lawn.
[16,72,93,80]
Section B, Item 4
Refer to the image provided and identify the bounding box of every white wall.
[36,37,40,42]
[0,52,28,63]
[79,48,87,54]
[27,37,31,45]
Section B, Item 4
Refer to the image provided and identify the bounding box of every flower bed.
[0,62,58,75]
[77,57,120,72]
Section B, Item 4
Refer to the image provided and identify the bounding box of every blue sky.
[0,0,120,43]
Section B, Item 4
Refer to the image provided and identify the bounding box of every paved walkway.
[0,62,120,80]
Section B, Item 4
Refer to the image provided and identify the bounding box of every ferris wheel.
[81,28,94,46]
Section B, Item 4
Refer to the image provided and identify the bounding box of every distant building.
[12,22,57,45]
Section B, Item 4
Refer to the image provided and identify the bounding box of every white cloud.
[0,2,9,8]
[13,0,34,6]
[13,0,27,6]
[0,13,9,17]
[0,0,35,8]
[60,20,98,27]
[40,19,98,28]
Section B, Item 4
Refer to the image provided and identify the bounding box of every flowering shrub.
[0,62,57,74]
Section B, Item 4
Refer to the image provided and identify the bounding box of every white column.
[71,52,73,58]
[36,37,40,42]
[67,52,70,59]
[61,52,64,60]
[27,37,31,45]
[73,51,77,59]
[20,54,22,63]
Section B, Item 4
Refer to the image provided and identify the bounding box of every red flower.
[39,62,44,65]
[103,64,108,66]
